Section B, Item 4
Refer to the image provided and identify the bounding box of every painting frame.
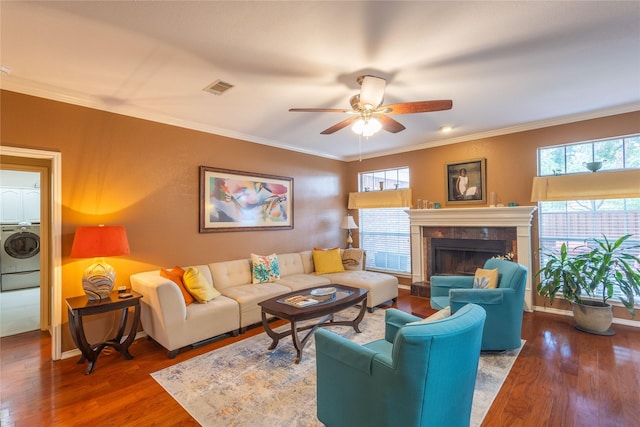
[445,158,487,205]
[199,166,293,232]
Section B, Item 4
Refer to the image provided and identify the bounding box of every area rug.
[152,308,523,427]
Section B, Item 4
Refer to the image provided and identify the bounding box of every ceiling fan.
[289,75,452,136]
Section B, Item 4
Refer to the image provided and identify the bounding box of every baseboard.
[533,305,640,328]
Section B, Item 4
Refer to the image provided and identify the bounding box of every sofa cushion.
[299,250,316,274]
[251,253,281,284]
[313,247,346,274]
[160,266,195,306]
[209,259,253,291]
[473,268,498,289]
[322,270,398,308]
[183,266,221,303]
[221,282,291,327]
[276,253,306,276]
[276,274,332,292]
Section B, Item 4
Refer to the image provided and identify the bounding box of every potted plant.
[536,234,640,335]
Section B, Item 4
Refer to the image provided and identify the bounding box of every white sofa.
[130,249,398,357]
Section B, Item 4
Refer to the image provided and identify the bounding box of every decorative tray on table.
[310,287,336,297]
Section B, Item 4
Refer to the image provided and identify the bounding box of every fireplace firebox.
[432,238,506,276]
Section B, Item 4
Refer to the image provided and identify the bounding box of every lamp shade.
[71,225,130,258]
[359,75,386,109]
[341,215,358,230]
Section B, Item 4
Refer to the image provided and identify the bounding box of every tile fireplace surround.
[406,206,537,311]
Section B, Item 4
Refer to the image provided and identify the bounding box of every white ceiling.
[1,1,639,161]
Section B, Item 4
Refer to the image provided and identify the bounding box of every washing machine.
[0,223,40,292]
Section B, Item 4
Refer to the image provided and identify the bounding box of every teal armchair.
[315,304,486,427]
[430,258,527,351]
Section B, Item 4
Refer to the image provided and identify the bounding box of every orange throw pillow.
[160,266,195,306]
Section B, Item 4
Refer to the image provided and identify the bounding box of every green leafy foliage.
[536,234,640,317]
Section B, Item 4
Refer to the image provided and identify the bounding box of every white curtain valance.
[531,169,640,202]
[348,188,413,209]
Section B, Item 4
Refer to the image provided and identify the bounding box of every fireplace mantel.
[405,206,537,227]
[406,206,537,311]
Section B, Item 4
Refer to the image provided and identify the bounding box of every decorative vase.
[572,301,614,335]
[583,161,603,172]
[82,258,116,300]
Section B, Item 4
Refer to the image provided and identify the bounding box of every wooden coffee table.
[258,284,368,364]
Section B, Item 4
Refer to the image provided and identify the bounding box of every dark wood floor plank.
[1,289,639,426]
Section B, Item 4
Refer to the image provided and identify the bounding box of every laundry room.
[0,169,41,337]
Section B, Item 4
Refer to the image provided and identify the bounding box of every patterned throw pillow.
[342,248,364,271]
[473,268,499,289]
[251,253,281,284]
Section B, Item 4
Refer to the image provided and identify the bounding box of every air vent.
[203,80,234,95]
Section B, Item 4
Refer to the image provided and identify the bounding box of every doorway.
[0,169,42,337]
[0,147,62,360]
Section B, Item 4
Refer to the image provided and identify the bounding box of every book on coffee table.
[283,295,320,308]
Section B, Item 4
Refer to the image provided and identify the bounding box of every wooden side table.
[66,291,142,375]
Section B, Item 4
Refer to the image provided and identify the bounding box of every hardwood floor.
[1,289,639,426]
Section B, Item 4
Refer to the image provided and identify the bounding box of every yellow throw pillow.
[160,266,195,306]
[473,268,499,289]
[408,306,451,325]
[183,267,221,303]
[313,247,346,275]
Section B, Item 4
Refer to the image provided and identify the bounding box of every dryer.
[0,223,40,291]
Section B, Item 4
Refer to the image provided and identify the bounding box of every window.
[537,134,640,301]
[358,167,411,274]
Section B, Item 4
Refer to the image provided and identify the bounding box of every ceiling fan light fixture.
[352,117,382,137]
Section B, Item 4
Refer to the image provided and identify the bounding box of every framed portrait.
[200,166,293,232]
[445,158,486,205]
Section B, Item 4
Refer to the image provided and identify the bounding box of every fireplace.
[432,238,506,276]
[424,227,516,279]
[406,206,537,311]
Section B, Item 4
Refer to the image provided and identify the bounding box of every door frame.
[0,146,62,360]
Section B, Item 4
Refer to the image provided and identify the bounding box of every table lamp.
[340,215,358,249]
[70,225,130,300]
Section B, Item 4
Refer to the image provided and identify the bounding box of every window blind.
[531,169,640,202]
[348,189,412,209]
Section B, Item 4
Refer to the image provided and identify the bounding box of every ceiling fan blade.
[320,117,359,134]
[359,75,386,109]
[289,108,352,113]
[382,100,453,114]
[377,115,406,133]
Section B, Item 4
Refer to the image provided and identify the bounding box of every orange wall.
[347,111,640,205]
[1,90,349,350]
[347,110,640,319]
